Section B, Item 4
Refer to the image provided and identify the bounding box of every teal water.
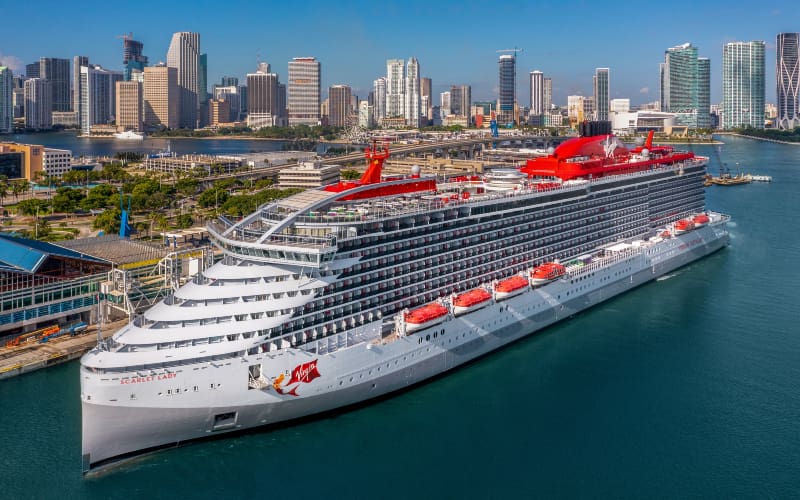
[5,130,319,157]
[1,136,799,498]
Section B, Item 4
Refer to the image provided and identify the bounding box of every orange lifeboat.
[674,219,695,234]
[692,214,710,228]
[530,262,566,286]
[452,288,493,316]
[404,303,450,333]
[494,275,529,300]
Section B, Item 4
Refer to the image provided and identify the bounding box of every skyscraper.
[26,63,40,79]
[498,54,516,124]
[420,77,432,121]
[660,43,709,129]
[116,80,143,132]
[198,53,208,127]
[39,58,71,113]
[450,85,472,122]
[386,59,404,118]
[24,78,53,130]
[776,33,800,130]
[722,41,765,129]
[530,70,544,115]
[287,57,321,126]
[79,65,123,135]
[122,34,148,81]
[214,86,241,122]
[0,66,13,133]
[167,31,200,129]
[593,68,610,121]
[405,57,420,127]
[543,77,552,111]
[329,85,352,127]
[143,65,178,129]
[247,63,281,129]
[373,77,386,123]
[697,58,710,129]
[73,56,89,115]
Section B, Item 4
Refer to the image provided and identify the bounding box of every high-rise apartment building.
[328,85,352,127]
[697,58,710,129]
[24,78,53,130]
[593,68,610,121]
[79,65,122,135]
[26,63,40,79]
[498,54,516,124]
[660,43,710,129]
[440,91,451,116]
[143,65,178,129]
[214,86,241,121]
[776,33,800,130]
[198,53,208,127]
[543,77,552,111]
[386,59,405,118]
[530,70,544,115]
[167,31,200,129]
[73,56,89,115]
[221,76,239,87]
[450,85,471,122]
[373,77,386,122]
[122,34,148,81]
[722,41,765,129]
[420,77,432,121]
[209,99,231,126]
[247,64,281,129]
[116,80,143,132]
[39,58,71,113]
[287,57,320,126]
[0,67,12,133]
[405,57,420,127]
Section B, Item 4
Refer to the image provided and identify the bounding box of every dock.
[0,319,126,380]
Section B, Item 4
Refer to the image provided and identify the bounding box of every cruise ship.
[80,128,730,472]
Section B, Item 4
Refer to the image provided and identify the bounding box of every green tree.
[92,208,121,234]
[0,182,7,204]
[11,179,29,201]
[81,184,116,210]
[52,187,85,213]
[198,187,229,208]
[340,169,361,180]
[17,198,49,216]
[175,213,194,229]
[175,178,199,197]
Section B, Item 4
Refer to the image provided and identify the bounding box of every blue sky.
[0,0,796,107]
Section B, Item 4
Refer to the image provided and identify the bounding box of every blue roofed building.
[0,233,112,340]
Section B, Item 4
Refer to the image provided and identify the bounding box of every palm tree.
[0,182,7,205]
[11,180,28,201]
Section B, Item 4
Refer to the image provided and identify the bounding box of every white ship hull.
[82,220,728,471]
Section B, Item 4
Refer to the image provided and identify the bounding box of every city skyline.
[0,0,798,108]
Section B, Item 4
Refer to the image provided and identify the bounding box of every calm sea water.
[1,135,799,499]
[3,130,302,157]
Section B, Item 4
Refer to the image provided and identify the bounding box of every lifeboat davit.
[404,303,450,333]
[674,219,695,234]
[494,275,529,300]
[692,214,710,228]
[530,262,567,286]
[452,288,493,316]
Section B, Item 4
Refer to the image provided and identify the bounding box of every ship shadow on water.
[85,246,732,477]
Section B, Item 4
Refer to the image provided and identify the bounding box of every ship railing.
[208,220,336,249]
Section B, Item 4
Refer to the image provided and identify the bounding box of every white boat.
[80,136,730,473]
[113,130,144,140]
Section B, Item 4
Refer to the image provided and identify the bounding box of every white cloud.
[0,52,24,73]
[639,87,649,94]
